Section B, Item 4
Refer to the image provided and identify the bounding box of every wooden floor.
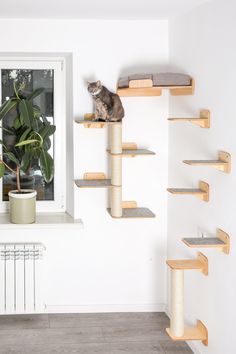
[0,312,193,354]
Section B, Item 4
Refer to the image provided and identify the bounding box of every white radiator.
[0,243,45,314]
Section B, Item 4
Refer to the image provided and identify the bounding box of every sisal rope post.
[110,123,122,154]
[170,269,184,337]
[110,186,122,217]
[111,155,122,186]
[110,122,122,217]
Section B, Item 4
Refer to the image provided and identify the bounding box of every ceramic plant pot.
[8,190,37,224]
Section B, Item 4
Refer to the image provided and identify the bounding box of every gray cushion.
[153,73,191,86]
[117,72,191,88]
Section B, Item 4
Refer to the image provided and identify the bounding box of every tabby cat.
[87,81,124,122]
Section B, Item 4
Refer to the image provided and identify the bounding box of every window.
[0,59,65,212]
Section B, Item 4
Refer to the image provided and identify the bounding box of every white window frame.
[0,57,66,213]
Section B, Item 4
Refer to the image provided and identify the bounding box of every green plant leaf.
[21,151,32,173]
[0,162,5,178]
[15,139,40,147]
[33,105,42,119]
[13,117,21,129]
[39,149,54,183]
[19,128,31,143]
[4,152,19,165]
[27,88,44,101]
[0,100,18,120]
[19,99,33,127]
[39,124,56,139]
[43,137,51,151]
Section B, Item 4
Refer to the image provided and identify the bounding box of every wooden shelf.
[168,109,210,128]
[167,181,209,202]
[107,143,155,157]
[75,113,121,128]
[166,320,208,346]
[117,79,194,97]
[75,173,111,188]
[183,151,231,173]
[107,201,155,219]
[167,252,208,275]
[182,229,230,254]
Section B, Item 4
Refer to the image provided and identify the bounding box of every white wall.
[168,1,236,353]
[0,19,169,312]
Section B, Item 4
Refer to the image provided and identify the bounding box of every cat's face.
[87,81,102,95]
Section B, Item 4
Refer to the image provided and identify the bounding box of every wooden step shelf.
[107,143,155,157]
[167,181,209,202]
[167,252,208,275]
[117,79,194,97]
[166,320,208,346]
[183,151,231,173]
[182,229,230,254]
[75,173,111,188]
[107,201,155,219]
[76,113,121,128]
[168,109,210,128]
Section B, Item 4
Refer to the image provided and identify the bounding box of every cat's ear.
[96,80,101,87]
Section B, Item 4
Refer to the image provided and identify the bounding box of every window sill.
[0,212,83,230]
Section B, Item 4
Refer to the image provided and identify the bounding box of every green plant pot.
[8,190,37,224]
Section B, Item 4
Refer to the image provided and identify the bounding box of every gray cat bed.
[118,72,191,88]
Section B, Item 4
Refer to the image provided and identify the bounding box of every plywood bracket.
[199,181,209,202]
[129,79,153,88]
[122,142,138,150]
[218,151,231,173]
[107,200,155,218]
[107,142,155,157]
[121,201,138,208]
[182,228,230,254]
[76,113,110,128]
[168,109,210,128]
[75,172,111,188]
[83,173,105,180]
[197,252,208,275]
[166,320,208,346]
[183,151,231,173]
[117,79,194,97]
[167,181,209,202]
[166,252,208,275]
[170,79,195,96]
[217,228,230,254]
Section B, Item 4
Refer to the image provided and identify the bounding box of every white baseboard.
[45,303,166,313]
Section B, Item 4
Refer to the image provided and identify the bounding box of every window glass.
[1,69,54,201]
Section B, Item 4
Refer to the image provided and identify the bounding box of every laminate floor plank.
[49,312,169,329]
[109,341,164,353]
[0,313,193,354]
[0,342,111,354]
[0,314,49,330]
[102,326,169,343]
[0,326,104,345]
[159,340,193,354]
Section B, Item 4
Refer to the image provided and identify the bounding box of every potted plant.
[0,83,56,224]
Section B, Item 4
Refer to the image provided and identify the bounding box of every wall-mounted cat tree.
[183,151,231,173]
[182,228,230,254]
[75,114,155,218]
[166,252,208,346]
[167,181,209,202]
[168,109,210,128]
